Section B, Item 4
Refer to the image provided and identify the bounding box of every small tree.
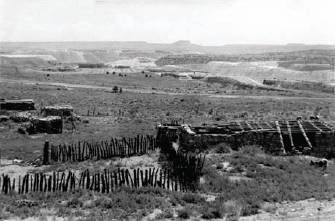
[113,86,118,93]
[119,87,123,93]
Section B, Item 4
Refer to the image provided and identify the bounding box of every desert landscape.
[0,41,334,220]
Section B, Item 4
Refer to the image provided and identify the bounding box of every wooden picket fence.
[85,108,128,117]
[1,166,202,195]
[172,153,206,179]
[47,135,157,163]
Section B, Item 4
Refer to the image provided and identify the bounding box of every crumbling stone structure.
[41,105,73,117]
[10,111,32,122]
[0,99,35,111]
[30,116,62,134]
[157,120,335,157]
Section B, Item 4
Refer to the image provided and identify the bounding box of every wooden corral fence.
[1,165,203,195]
[86,108,128,117]
[172,153,206,191]
[46,135,157,164]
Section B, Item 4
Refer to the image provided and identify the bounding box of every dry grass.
[200,146,335,216]
[1,74,334,160]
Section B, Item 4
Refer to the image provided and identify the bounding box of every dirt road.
[1,78,333,101]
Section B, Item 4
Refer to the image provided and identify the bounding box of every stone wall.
[41,105,73,117]
[156,121,335,157]
[312,132,335,158]
[178,129,285,155]
[30,116,62,134]
[0,99,35,111]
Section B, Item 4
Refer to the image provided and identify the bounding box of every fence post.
[18,176,21,194]
[26,175,29,193]
[12,178,15,192]
[158,169,162,188]
[43,140,50,165]
[125,169,130,186]
[86,170,90,189]
[71,173,76,191]
[104,169,109,193]
[48,175,52,192]
[44,175,47,192]
[39,173,43,192]
[3,175,8,194]
[144,170,148,186]
[97,173,100,192]
[101,174,105,193]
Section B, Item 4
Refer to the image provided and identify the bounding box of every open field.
[1,70,334,159]
[1,43,335,220]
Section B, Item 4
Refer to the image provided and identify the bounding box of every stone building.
[157,120,335,158]
[0,99,35,111]
[30,116,62,134]
[41,105,73,117]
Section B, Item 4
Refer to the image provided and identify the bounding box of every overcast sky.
[0,0,334,45]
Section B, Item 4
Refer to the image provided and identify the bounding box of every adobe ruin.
[30,116,63,134]
[41,105,73,117]
[156,120,335,158]
[0,99,35,111]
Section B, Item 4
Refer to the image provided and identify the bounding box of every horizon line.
[0,41,334,47]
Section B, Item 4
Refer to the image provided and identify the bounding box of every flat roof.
[0,99,34,103]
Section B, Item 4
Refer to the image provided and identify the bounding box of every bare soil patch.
[241,198,335,221]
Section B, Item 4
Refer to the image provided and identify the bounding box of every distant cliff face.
[155,50,335,67]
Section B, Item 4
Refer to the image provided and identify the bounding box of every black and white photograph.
[0,0,334,220]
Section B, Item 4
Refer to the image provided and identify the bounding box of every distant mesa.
[171,40,192,45]
[286,43,306,46]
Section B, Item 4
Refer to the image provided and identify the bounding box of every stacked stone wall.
[31,116,63,134]
[312,132,335,158]
[41,106,73,117]
[178,129,285,155]
[156,121,334,157]
[0,100,35,111]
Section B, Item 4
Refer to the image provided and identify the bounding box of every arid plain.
[1,42,335,220]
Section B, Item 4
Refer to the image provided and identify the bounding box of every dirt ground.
[0,159,39,182]
[2,153,335,221]
[241,198,335,221]
[3,199,335,221]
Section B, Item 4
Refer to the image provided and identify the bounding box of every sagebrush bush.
[169,192,185,206]
[201,207,222,219]
[182,192,205,204]
[216,143,232,154]
[177,207,191,219]
[1,186,170,220]
[242,145,263,156]
[200,147,335,216]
